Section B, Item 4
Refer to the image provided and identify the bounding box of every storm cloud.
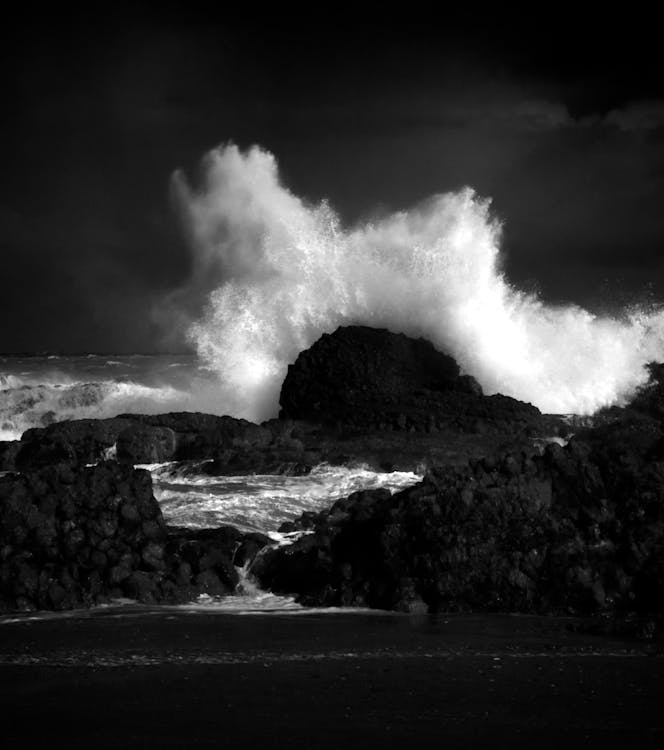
[1,10,663,352]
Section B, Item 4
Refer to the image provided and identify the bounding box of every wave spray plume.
[173,143,664,421]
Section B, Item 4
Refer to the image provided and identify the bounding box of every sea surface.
[0,353,216,442]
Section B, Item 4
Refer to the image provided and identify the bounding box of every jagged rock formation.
[0,462,269,611]
[13,414,273,469]
[8,411,323,472]
[0,441,20,472]
[253,420,664,617]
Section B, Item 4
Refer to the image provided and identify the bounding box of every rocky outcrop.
[0,462,269,611]
[252,419,664,618]
[13,413,277,470]
[8,329,571,476]
[279,326,554,435]
[17,418,135,470]
[610,362,664,422]
[0,441,20,472]
[117,412,274,462]
[14,412,520,477]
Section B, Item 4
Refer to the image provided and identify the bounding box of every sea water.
[143,461,420,612]
[0,352,216,442]
[147,461,420,535]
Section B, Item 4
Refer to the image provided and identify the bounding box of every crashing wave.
[171,143,664,421]
[0,377,187,441]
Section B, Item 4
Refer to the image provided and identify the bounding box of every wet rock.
[14,433,78,472]
[0,462,165,610]
[254,423,664,618]
[19,418,135,468]
[116,425,178,464]
[203,447,315,477]
[0,462,265,612]
[124,570,160,604]
[0,441,20,472]
[193,570,229,596]
[164,526,270,594]
[117,413,273,461]
[233,533,273,568]
[16,412,284,470]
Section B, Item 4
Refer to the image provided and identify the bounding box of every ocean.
[0,353,215,443]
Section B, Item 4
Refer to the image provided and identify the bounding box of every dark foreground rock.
[253,419,664,623]
[17,418,136,469]
[0,441,20,472]
[14,411,546,477]
[0,462,269,611]
[15,413,275,469]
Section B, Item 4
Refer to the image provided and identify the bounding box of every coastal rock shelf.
[1,326,664,625]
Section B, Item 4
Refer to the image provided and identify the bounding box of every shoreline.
[2,609,663,748]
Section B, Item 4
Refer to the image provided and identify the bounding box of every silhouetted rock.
[253,422,664,621]
[0,441,20,472]
[116,424,178,464]
[279,326,548,435]
[14,432,79,472]
[0,461,164,610]
[17,418,135,469]
[623,362,664,421]
[118,412,273,460]
[14,413,275,468]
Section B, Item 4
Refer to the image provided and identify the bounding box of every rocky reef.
[1,327,568,477]
[2,325,664,625]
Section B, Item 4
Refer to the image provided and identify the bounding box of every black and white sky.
[2,6,663,352]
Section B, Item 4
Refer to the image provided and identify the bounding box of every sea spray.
[173,143,664,420]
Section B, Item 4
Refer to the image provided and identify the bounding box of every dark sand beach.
[2,609,663,748]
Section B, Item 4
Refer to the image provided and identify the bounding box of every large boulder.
[279,326,546,435]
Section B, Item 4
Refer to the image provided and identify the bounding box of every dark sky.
[2,6,664,352]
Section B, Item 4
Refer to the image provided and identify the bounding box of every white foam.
[0,377,188,440]
[171,143,664,420]
[148,462,420,533]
